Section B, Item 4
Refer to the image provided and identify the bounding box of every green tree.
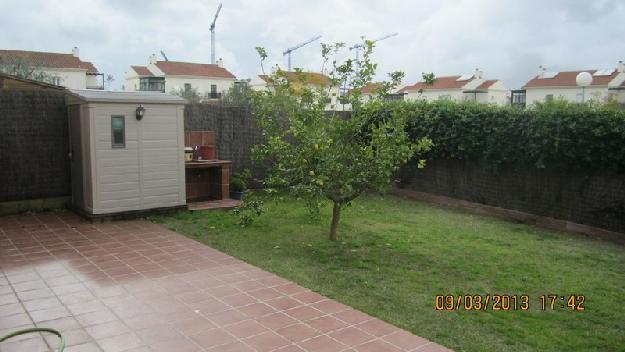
[251,40,432,240]
[221,81,254,107]
[0,56,59,84]
[171,86,202,103]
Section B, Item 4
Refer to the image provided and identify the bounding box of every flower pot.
[199,145,216,161]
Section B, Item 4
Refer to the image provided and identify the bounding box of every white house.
[0,47,103,89]
[124,55,236,98]
[522,62,625,105]
[399,70,509,106]
[250,69,342,110]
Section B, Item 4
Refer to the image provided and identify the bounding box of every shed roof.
[67,89,186,104]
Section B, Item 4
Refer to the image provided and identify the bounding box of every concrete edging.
[389,188,625,244]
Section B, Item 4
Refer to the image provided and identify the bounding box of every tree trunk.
[329,202,341,241]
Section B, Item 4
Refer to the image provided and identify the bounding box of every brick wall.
[0,90,70,202]
[398,159,625,234]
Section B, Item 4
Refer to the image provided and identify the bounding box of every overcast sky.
[1,0,624,90]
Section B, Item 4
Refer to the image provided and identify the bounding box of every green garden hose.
[0,327,64,352]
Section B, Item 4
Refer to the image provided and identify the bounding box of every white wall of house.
[465,81,509,106]
[39,68,88,89]
[525,87,612,105]
[404,89,465,102]
[123,68,141,91]
[163,76,235,96]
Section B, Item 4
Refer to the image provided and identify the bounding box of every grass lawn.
[151,194,625,352]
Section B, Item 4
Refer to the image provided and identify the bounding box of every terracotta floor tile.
[76,309,118,326]
[207,308,248,326]
[329,326,375,346]
[136,325,184,343]
[62,341,103,352]
[190,327,237,348]
[244,330,291,351]
[276,323,320,342]
[86,320,131,339]
[0,213,450,352]
[298,334,346,352]
[248,287,283,301]
[224,318,268,338]
[256,312,298,330]
[286,305,325,321]
[239,302,276,318]
[333,309,372,325]
[266,296,302,311]
[207,341,255,352]
[307,315,349,333]
[357,319,398,337]
[174,316,216,336]
[97,332,144,352]
[356,339,403,352]
[30,305,71,322]
[221,292,257,307]
[382,330,431,350]
[150,338,203,352]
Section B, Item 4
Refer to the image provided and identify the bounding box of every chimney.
[474,68,483,79]
[217,58,224,68]
[149,54,158,65]
[72,46,79,58]
[538,65,546,78]
[618,60,625,73]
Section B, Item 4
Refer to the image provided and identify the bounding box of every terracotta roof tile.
[154,61,235,78]
[258,71,331,86]
[398,76,470,92]
[475,79,498,90]
[131,66,153,76]
[0,50,98,73]
[522,69,619,89]
[361,82,383,94]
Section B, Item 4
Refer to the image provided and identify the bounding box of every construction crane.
[349,32,398,62]
[209,3,223,64]
[160,50,169,61]
[283,35,322,71]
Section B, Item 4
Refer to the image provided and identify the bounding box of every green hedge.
[364,100,625,172]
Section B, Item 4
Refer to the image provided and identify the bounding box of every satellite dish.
[576,72,592,87]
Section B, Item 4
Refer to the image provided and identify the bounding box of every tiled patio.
[0,212,451,352]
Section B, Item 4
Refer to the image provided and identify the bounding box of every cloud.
[1,0,623,89]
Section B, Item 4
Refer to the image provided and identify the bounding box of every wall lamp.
[136,105,145,120]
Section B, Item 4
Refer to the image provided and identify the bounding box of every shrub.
[373,100,625,172]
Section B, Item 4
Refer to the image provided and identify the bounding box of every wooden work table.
[185,160,231,202]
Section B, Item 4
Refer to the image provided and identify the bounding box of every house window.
[111,116,125,148]
[139,77,164,92]
[51,77,61,86]
[545,94,554,102]
[184,83,192,92]
[210,84,218,98]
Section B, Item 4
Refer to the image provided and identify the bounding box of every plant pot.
[230,190,247,200]
[199,145,216,160]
